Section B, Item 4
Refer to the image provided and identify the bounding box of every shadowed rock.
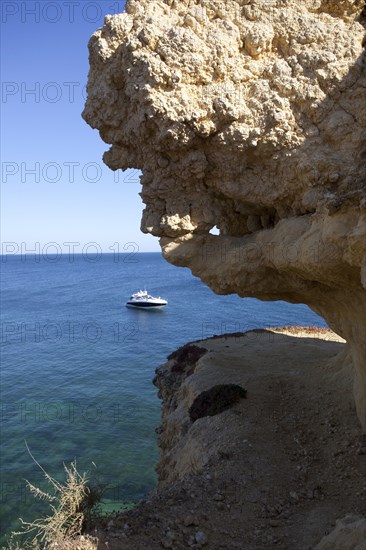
[189,384,247,422]
[169,344,207,375]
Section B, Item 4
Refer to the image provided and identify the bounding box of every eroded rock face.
[82,0,366,428]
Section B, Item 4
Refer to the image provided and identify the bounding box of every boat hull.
[126,302,167,309]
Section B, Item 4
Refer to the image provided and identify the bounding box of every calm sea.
[0,253,327,542]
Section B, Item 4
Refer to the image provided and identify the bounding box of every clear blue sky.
[1,0,160,253]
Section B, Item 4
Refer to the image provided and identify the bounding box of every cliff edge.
[82,0,366,429]
[89,329,365,549]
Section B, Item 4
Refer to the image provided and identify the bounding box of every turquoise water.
[0,253,327,541]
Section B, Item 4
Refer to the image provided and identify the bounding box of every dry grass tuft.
[4,444,102,549]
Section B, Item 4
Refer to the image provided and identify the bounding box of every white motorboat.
[126,290,168,309]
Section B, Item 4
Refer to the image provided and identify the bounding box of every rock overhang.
[83,0,366,429]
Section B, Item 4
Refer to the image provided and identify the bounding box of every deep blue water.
[0,253,327,541]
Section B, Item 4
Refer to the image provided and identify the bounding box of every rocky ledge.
[92,329,365,549]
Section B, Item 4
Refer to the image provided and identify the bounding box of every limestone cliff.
[82,0,366,429]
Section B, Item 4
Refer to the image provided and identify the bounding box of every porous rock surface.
[83,0,366,429]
